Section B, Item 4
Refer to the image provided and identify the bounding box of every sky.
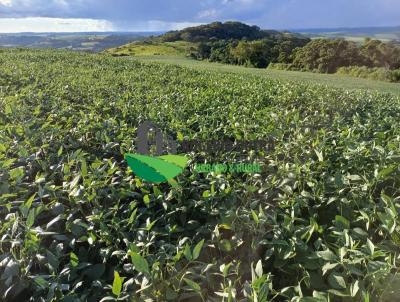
[0,0,399,33]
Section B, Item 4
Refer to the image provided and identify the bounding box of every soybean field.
[1,49,400,302]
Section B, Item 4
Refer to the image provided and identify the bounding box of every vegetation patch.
[109,22,400,84]
[336,66,400,83]
[107,41,197,57]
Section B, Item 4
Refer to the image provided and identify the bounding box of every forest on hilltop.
[142,21,400,82]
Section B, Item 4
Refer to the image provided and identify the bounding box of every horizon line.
[0,23,399,35]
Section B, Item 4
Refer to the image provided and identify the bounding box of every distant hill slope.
[107,21,308,57]
[0,32,158,52]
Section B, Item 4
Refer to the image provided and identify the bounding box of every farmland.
[1,48,400,301]
[135,55,400,96]
[298,26,400,43]
[108,41,196,57]
[0,32,155,52]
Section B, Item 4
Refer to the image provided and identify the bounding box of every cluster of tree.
[291,38,400,73]
[193,37,400,73]
[158,21,283,43]
[155,21,400,74]
[193,35,310,68]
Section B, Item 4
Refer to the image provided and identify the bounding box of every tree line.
[156,21,400,81]
[191,38,400,73]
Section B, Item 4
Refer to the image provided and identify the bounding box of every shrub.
[337,66,400,83]
[267,62,299,71]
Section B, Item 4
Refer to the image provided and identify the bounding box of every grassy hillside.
[106,22,400,87]
[107,41,196,56]
[1,49,400,301]
[135,55,400,96]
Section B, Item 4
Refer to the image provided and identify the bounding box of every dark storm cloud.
[0,0,399,30]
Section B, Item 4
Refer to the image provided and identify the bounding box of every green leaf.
[57,145,63,156]
[335,215,350,230]
[328,272,346,289]
[251,210,259,224]
[20,193,36,217]
[192,239,205,260]
[44,250,59,272]
[366,238,375,256]
[128,208,138,224]
[143,194,150,206]
[84,264,106,280]
[322,263,339,275]
[315,150,324,162]
[317,250,338,261]
[350,280,359,297]
[347,175,362,181]
[10,167,24,180]
[166,287,179,300]
[81,159,88,177]
[112,271,124,297]
[377,165,396,179]
[378,212,396,233]
[70,252,79,267]
[130,252,149,274]
[70,175,81,189]
[183,278,201,292]
[26,209,35,228]
[5,104,12,115]
[125,153,187,183]
[219,239,232,252]
[202,190,210,198]
[184,243,192,261]
[1,259,19,280]
[255,260,263,278]
[33,276,48,289]
[177,132,184,142]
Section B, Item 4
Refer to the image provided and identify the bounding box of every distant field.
[299,26,400,43]
[107,41,196,56]
[0,32,155,51]
[133,55,400,95]
[309,35,396,43]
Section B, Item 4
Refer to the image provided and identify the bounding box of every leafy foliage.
[292,38,400,73]
[158,21,279,43]
[0,49,400,301]
[108,22,400,80]
[192,35,310,68]
[337,66,400,83]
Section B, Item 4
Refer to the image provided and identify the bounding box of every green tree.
[361,39,400,69]
[293,39,363,73]
[230,39,275,68]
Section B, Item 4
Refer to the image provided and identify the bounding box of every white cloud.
[197,9,219,19]
[0,0,12,6]
[222,0,255,5]
[0,17,114,33]
[128,20,203,32]
[54,0,68,7]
